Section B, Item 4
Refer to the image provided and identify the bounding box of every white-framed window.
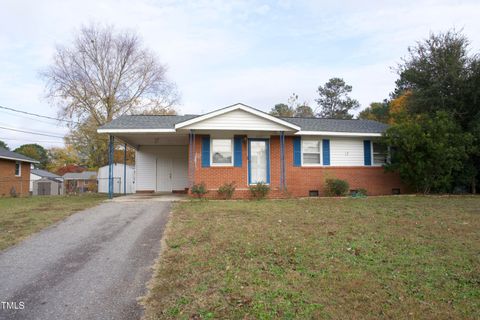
[372,142,388,166]
[302,139,322,166]
[211,138,233,166]
[15,161,21,176]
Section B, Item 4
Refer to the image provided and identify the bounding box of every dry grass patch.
[143,196,480,319]
[0,194,106,250]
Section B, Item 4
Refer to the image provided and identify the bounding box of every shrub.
[191,182,208,198]
[249,182,270,200]
[217,182,236,199]
[87,182,98,193]
[324,178,349,196]
[357,188,368,196]
[351,188,368,198]
[10,186,18,198]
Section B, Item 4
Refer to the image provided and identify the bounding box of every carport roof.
[99,115,198,130]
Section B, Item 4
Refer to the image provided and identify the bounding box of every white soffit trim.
[296,131,383,137]
[0,156,39,163]
[174,103,301,131]
[97,128,176,133]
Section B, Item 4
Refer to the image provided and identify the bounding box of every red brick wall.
[281,136,405,197]
[190,135,405,199]
[0,159,31,196]
[192,135,249,191]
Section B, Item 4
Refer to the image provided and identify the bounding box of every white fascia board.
[174,104,301,131]
[0,156,39,163]
[295,131,383,137]
[97,128,176,133]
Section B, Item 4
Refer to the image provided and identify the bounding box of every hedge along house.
[98,103,403,199]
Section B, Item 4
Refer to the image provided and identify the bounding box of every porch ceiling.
[112,133,189,148]
[110,130,296,149]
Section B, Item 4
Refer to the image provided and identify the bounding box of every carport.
[98,115,197,199]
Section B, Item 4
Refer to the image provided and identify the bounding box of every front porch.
[104,130,290,198]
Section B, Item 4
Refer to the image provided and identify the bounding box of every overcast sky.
[1,0,480,148]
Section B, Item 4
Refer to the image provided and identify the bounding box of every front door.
[156,156,172,192]
[248,139,270,184]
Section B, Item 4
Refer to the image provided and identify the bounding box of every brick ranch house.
[0,148,39,196]
[98,103,404,198]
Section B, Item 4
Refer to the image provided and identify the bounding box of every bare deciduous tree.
[42,24,179,125]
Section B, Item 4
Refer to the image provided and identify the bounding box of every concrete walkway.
[0,199,171,320]
[110,193,187,203]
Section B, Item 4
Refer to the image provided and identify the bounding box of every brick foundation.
[189,135,405,199]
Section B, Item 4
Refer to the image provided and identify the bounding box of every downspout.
[188,130,196,188]
[123,143,127,195]
[192,130,196,186]
[108,135,114,199]
[188,131,192,187]
[280,131,286,191]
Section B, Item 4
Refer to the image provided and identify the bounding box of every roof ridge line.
[127,114,198,117]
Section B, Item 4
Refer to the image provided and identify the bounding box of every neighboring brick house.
[0,148,39,196]
[63,171,98,193]
[98,103,404,198]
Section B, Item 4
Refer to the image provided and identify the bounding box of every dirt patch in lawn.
[143,196,480,319]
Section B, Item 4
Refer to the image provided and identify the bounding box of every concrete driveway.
[0,199,171,320]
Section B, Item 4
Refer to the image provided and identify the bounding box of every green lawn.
[0,194,106,250]
[143,196,480,320]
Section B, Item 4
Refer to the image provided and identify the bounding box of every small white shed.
[97,163,135,194]
[33,178,64,196]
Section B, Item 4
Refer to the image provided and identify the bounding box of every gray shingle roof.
[99,113,388,133]
[280,117,388,133]
[63,171,97,180]
[99,115,198,130]
[0,148,39,163]
[31,169,62,179]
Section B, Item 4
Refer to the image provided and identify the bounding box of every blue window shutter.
[364,140,372,166]
[201,136,210,167]
[322,139,330,165]
[234,136,242,167]
[266,140,270,183]
[293,136,301,166]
